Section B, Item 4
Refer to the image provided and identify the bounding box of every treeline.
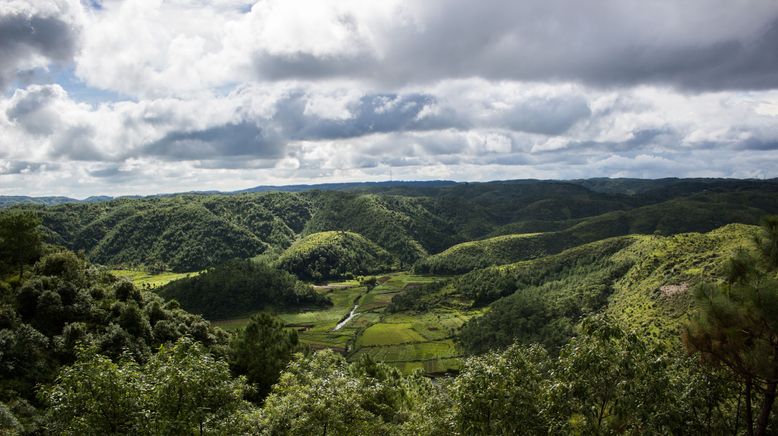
[158,259,331,320]
[0,242,229,430]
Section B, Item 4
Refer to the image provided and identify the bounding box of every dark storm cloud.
[251,1,778,91]
[0,10,80,90]
[87,164,142,183]
[194,158,281,170]
[142,121,282,160]
[739,137,778,151]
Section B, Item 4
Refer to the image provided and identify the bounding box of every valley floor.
[211,272,480,374]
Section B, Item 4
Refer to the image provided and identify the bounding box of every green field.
[211,272,471,373]
[111,269,196,288]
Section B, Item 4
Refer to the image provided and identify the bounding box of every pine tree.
[684,217,778,436]
[0,211,42,280]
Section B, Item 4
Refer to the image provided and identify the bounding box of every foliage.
[276,231,396,281]
[0,249,228,431]
[0,210,43,279]
[684,217,778,436]
[158,259,331,319]
[452,344,550,434]
[229,313,301,401]
[458,259,630,353]
[258,350,452,435]
[38,193,312,272]
[415,191,778,275]
[14,179,778,274]
[41,338,254,435]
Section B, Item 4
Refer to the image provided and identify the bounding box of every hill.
[8,178,778,273]
[157,259,331,319]
[414,191,778,274]
[276,231,396,281]
[452,223,760,353]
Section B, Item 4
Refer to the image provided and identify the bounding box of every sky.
[2,0,778,197]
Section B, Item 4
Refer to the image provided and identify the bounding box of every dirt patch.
[660,283,689,298]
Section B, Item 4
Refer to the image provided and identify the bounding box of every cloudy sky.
[2,0,778,197]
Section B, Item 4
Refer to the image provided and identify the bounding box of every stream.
[333,305,359,331]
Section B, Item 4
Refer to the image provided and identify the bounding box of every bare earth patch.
[660,283,689,298]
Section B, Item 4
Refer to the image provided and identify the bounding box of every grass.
[351,340,458,362]
[110,269,196,289]
[211,271,462,373]
[356,323,427,346]
[606,223,762,344]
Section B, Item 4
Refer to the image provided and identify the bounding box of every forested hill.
[11,178,778,272]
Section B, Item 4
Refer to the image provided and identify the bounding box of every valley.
[4,177,778,433]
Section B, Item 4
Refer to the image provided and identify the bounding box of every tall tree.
[0,211,42,280]
[229,313,300,401]
[684,217,778,436]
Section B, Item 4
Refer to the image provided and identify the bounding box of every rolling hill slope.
[10,178,778,273]
[276,231,396,281]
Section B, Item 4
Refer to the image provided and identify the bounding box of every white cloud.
[2,1,778,195]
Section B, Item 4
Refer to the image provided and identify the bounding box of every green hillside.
[157,259,331,319]
[276,231,396,281]
[9,178,778,274]
[415,192,778,274]
[453,224,760,353]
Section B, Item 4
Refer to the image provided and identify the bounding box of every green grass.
[606,223,762,344]
[110,269,196,288]
[351,340,458,362]
[356,323,427,346]
[212,272,461,372]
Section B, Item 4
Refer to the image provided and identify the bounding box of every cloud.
[496,95,591,135]
[0,159,54,175]
[70,0,778,99]
[0,0,83,90]
[143,121,281,160]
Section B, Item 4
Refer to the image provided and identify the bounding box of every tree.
[0,211,42,280]
[359,276,378,292]
[42,339,253,435]
[259,350,385,435]
[684,217,778,436]
[548,315,693,434]
[259,350,448,435]
[452,343,550,434]
[229,313,300,401]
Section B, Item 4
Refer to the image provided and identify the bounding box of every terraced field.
[211,271,475,373]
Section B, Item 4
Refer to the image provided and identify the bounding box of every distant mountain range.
[1,177,775,208]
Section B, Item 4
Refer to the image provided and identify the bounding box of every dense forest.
[157,260,331,319]
[2,178,778,434]
[5,178,775,272]
[275,231,396,281]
